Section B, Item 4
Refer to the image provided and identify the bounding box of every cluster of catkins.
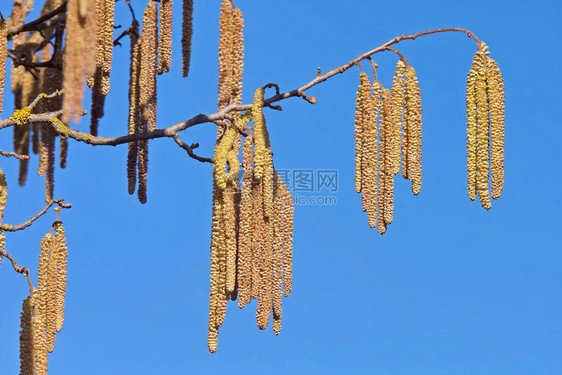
[354,60,422,234]
[0,168,68,375]
[208,88,295,353]
[1,1,194,205]
[19,221,68,375]
[4,0,66,201]
[466,43,505,209]
[126,0,193,204]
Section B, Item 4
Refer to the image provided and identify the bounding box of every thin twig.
[0,248,35,292]
[172,134,214,163]
[1,199,72,232]
[0,150,30,160]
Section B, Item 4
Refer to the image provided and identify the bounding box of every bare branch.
[0,248,35,291]
[172,134,214,164]
[6,2,68,38]
[0,28,481,155]
[0,149,30,160]
[1,199,72,232]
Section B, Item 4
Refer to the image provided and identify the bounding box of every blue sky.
[1,0,561,374]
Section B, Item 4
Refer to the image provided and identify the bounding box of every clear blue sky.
[1,0,561,374]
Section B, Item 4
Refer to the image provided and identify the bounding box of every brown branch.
[0,150,30,160]
[172,134,214,163]
[6,2,68,38]
[0,248,35,292]
[0,28,481,152]
[1,199,72,232]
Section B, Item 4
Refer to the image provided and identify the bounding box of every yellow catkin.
[0,168,7,222]
[366,83,382,228]
[250,178,262,300]
[45,230,59,352]
[256,180,273,330]
[139,1,159,132]
[84,0,97,80]
[405,67,422,195]
[32,290,49,375]
[391,60,406,176]
[377,87,387,235]
[94,0,115,95]
[217,0,234,112]
[360,82,375,217]
[231,6,244,107]
[62,0,86,124]
[158,0,173,74]
[237,135,254,308]
[354,72,370,194]
[208,181,222,353]
[0,168,7,268]
[487,57,505,200]
[181,0,193,77]
[137,135,149,204]
[19,295,35,375]
[224,182,237,294]
[382,88,395,225]
[271,173,288,335]
[0,20,7,118]
[281,180,294,298]
[466,58,478,201]
[128,21,141,195]
[54,221,68,333]
[474,50,491,209]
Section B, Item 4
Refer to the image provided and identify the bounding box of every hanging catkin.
[360,82,375,218]
[127,21,141,195]
[377,87,387,235]
[487,58,505,200]
[391,60,406,176]
[354,72,370,194]
[19,295,35,375]
[366,82,382,228]
[181,0,193,77]
[62,0,86,124]
[474,50,491,210]
[158,0,173,74]
[466,58,478,201]
[404,67,422,195]
[0,20,7,118]
[382,88,395,225]
[139,1,159,132]
[53,221,68,333]
[237,134,254,308]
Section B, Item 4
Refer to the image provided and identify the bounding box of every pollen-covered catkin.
[53,221,68,333]
[62,0,86,124]
[127,21,141,195]
[466,58,478,201]
[377,87,387,235]
[181,0,193,77]
[474,50,491,209]
[354,72,370,194]
[391,60,406,175]
[280,180,294,298]
[382,88,395,225]
[405,67,422,195]
[19,295,34,375]
[487,58,505,200]
[207,182,222,353]
[158,0,173,74]
[237,135,254,308]
[139,1,159,132]
[0,20,7,118]
[361,83,377,224]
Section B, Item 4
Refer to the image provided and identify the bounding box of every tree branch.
[6,2,68,38]
[0,28,481,155]
[172,133,214,163]
[0,248,35,292]
[1,199,72,232]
